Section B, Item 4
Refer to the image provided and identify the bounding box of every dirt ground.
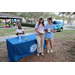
[0,36,75,62]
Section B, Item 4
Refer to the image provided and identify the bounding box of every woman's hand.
[35,28,40,34]
[50,29,52,32]
[21,31,25,34]
[39,31,45,35]
[39,32,43,35]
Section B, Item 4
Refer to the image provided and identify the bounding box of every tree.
[2,12,70,24]
[19,12,29,19]
[72,12,75,20]
[1,12,19,16]
[66,12,73,26]
[59,12,66,25]
[28,12,44,23]
[19,12,51,23]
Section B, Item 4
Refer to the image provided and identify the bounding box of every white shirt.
[35,22,46,34]
[16,29,24,37]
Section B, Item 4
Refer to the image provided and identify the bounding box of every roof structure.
[0,13,23,19]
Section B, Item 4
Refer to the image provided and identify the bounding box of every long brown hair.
[38,18,45,27]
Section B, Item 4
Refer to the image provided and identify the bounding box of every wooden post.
[5,19,6,25]
[11,18,12,24]
[20,18,22,23]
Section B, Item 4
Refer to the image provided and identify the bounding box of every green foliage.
[72,12,75,14]
[21,23,35,27]
[0,23,5,26]
[0,27,35,36]
[1,12,19,16]
[2,12,75,22]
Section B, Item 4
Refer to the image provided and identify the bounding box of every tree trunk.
[34,17,37,24]
[34,18,35,23]
[35,18,38,23]
[63,14,64,25]
[69,16,71,27]
[5,19,6,25]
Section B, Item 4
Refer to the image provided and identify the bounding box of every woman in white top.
[35,17,46,56]
[16,25,25,37]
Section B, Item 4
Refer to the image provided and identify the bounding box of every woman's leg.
[41,34,44,53]
[36,34,41,54]
[46,39,50,53]
[50,39,53,53]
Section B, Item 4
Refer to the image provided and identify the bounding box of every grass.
[0,23,5,26]
[0,42,5,45]
[66,26,75,28]
[1,51,4,54]
[0,27,35,36]
[67,48,75,61]
[54,30,75,61]
[54,30,75,40]
[53,51,59,53]
[73,38,75,40]
[0,43,1,46]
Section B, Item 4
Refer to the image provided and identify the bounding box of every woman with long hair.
[45,17,56,53]
[35,17,46,56]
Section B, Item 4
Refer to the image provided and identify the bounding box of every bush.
[21,23,35,27]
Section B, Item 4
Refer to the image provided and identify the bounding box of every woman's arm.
[50,29,56,33]
[45,28,56,33]
[21,29,25,34]
[51,24,56,33]
[35,22,42,34]
[44,30,46,34]
[19,31,25,34]
[35,28,43,35]
[35,28,40,33]
[44,24,47,32]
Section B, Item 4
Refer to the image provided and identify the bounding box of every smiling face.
[48,19,52,24]
[18,26,21,29]
[39,18,44,23]
[47,17,52,24]
[38,18,44,27]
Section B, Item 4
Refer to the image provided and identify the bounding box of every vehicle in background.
[44,19,64,32]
